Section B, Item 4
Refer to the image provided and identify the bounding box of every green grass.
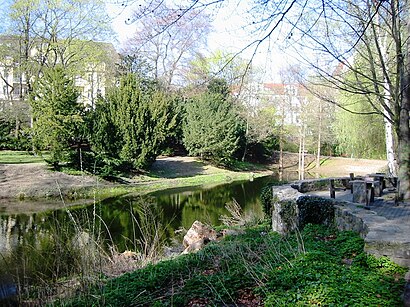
[61,224,407,306]
[0,150,48,164]
[75,172,264,200]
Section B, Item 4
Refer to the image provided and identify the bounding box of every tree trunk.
[279,108,284,172]
[316,100,322,169]
[398,73,410,200]
[397,5,410,201]
[383,114,397,176]
[298,124,306,180]
[241,118,249,162]
[15,114,20,139]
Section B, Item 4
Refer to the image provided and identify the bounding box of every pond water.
[0,174,287,297]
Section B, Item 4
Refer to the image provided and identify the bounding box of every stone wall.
[271,186,365,236]
[271,185,409,268]
[291,177,350,193]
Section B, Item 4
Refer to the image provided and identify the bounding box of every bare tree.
[120,0,410,199]
[3,0,114,98]
[123,0,211,89]
[284,1,410,199]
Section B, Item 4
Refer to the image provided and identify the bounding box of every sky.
[107,0,286,82]
[0,0,288,83]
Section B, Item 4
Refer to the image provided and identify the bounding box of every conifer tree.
[183,79,242,164]
[29,66,83,167]
[92,74,177,171]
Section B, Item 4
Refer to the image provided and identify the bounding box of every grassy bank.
[62,224,407,306]
[0,150,47,164]
[82,171,265,200]
[1,151,271,201]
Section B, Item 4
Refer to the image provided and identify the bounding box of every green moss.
[280,200,298,231]
[297,196,335,229]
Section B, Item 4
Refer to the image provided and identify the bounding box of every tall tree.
[121,0,410,199]
[29,65,83,167]
[282,0,410,199]
[91,74,178,171]
[332,69,386,159]
[4,0,113,102]
[123,0,211,89]
[183,78,242,164]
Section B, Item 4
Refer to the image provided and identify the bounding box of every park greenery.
[1,0,410,305]
[1,0,405,187]
[61,224,407,306]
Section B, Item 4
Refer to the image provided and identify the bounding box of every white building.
[0,35,118,108]
[257,83,310,126]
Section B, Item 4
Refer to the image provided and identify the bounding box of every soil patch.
[0,163,103,200]
[273,152,387,177]
[0,154,387,203]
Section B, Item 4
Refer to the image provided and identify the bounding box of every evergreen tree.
[91,74,177,171]
[29,66,83,167]
[183,79,242,164]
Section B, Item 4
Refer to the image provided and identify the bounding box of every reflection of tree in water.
[153,176,275,229]
[0,175,278,296]
[0,209,106,296]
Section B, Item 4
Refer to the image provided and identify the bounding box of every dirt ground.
[0,163,102,200]
[277,152,387,177]
[0,154,387,202]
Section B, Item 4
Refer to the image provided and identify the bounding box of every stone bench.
[350,180,375,205]
[368,173,398,191]
[329,176,353,198]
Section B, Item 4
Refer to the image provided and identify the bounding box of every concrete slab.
[306,188,410,268]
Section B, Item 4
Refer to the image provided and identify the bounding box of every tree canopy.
[91,74,178,171]
[183,79,242,165]
[29,65,84,167]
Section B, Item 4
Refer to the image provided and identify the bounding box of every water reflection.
[0,175,280,294]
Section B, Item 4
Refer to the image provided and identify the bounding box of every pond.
[0,174,288,300]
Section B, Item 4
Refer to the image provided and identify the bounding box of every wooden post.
[349,173,354,193]
[329,179,335,199]
[366,182,375,205]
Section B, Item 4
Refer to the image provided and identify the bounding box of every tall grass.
[0,196,172,305]
[220,198,264,227]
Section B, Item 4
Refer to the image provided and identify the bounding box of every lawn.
[0,150,47,164]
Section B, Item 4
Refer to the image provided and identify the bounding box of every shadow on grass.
[149,159,207,178]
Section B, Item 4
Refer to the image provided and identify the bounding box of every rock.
[182,239,205,254]
[271,187,302,234]
[182,221,216,254]
[121,250,138,260]
[403,280,410,307]
[220,228,245,237]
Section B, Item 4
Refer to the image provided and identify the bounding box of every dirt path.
[0,155,387,202]
[273,152,387,177]
[0,163,102,200]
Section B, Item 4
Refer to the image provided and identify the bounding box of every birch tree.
[288,0,410,199]
[121,0,410,199]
